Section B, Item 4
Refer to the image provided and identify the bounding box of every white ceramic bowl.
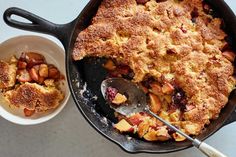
[0,35,70,125]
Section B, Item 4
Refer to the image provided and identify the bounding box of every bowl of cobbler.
[0,35,70,125]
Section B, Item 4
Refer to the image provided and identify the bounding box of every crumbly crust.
[73,0,236,138]
[4,82,64,112]
[0,60,17,89]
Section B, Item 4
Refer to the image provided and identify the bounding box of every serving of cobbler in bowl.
[0,36,70,125]
[72,0,236,142]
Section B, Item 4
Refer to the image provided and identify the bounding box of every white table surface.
[0,1,236,157]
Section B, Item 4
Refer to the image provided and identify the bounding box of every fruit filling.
[103,59,193,141]
[105,86,128,105]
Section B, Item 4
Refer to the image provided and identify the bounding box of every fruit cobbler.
[0,52,64,117]
[72,0,236,141]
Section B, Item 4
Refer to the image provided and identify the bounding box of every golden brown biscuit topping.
[0,59,17,89]
[72,0,236,141]
[4,83,64,112]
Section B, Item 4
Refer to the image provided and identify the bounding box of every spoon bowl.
[101,78,146,116]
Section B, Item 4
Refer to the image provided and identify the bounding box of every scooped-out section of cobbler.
[72,0,236,141]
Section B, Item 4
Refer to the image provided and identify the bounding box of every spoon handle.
[145,108,227,157]
[198,142,227,157]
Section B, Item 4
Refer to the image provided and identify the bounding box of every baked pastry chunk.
[73,0,236,141]
[0,58,17,89]
[4,82,64,112]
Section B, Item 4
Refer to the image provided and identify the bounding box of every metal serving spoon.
[101,78,227,157]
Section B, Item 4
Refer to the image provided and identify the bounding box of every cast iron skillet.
[3,0,236,153]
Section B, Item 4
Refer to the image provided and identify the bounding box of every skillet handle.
[3,7,75,49]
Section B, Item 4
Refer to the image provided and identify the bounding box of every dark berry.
[123,72,135,80]
[191,7,199,19]
[191,18,197,23]
[106,87,118,102]
[191,7,199,23]
[172,88,187,111]
[142,77,155,88]
[167,127,175,135]
[167,49,176,54]
[167,126,179,135]
[180,24,187,33]
[117,65,130,75]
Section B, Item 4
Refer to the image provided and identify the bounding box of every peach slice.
[185,104,195,111]
[24,108,35,117]
[112,93,127,105]
[37,76,45,84]
[48,66,60,79]
[155,127,171,141]
[137,120,151,138]
[222,51,235,62]
[172,132,186,141]
[17,69,32,82]
[17,61,27,69]
[144,127,170,141]
[39,64,48,78]
[143,129,159,141]
[29,67,39,82]
[162,82,174,94]
[114,119,132,132]
[25,52,45,68]
[150,83,162,95]
[127,113,144,126]
[103,59,116,70]
[159,111,170,121]
[169,109,181,122]
[149,93,161,113]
